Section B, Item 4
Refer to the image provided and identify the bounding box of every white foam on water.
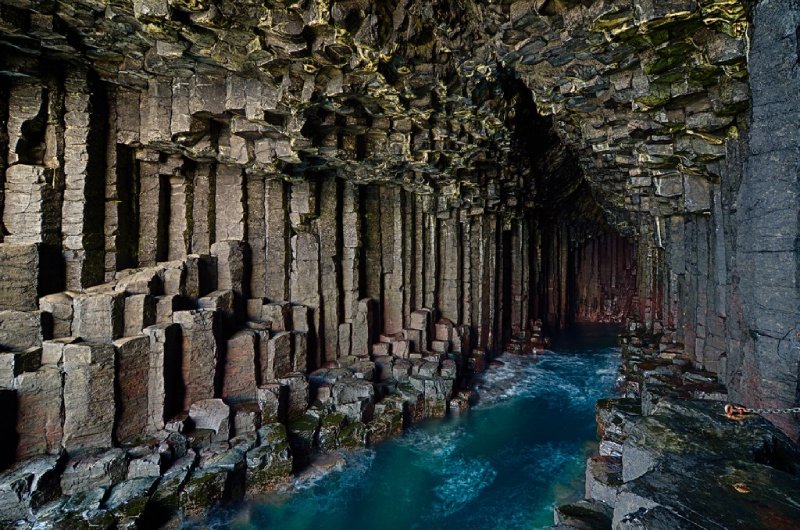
[285,449,376,513]
[429,457,497,518]
[475,349,620,411]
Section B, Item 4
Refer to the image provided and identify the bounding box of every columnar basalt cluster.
[0,0,797,526]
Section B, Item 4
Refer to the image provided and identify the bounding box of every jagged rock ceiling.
[0,0,749,234]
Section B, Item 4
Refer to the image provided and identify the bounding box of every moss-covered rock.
[245,423,292,496]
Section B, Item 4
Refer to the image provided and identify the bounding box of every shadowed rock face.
[0,0,798,525]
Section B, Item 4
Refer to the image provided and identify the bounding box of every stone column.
[167,162,190,261]
[247,174,267,299]
[173,310,221,409]
[143,323,181,432]
[191,163,214,255]
[113,336,150,444]
[62,69,104,288]
[215,164,245,242]
[318,176,340,362]
[13,362,63,460]
[62,343,116,452]
[265,178,290,301]
[439,210,461,324]
[381,185,404,335]
[222,330,258,403]
[137,152,166,266]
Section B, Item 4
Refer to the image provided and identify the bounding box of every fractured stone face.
[0,244,40,311]
[143,323,181,433]
[62,343,116,453]
[113,336,150,444]
[222,330,258,404]
[173,310,221,410]
[72,291,124,342]
[0,311,49,352]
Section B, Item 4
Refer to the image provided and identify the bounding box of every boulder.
[245,423,292,495]
[61,449,128,496]
[188,399,231,443]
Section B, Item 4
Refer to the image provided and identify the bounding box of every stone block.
[222,330,258,403]
[277,374,309,420]
[39,292,74,338]
[188,399,230,443]
[409,309,431,331]
[268,331,293,379]
[0,244,41,311]
[114,267,163,296]
[262,302,291,331]
[292,332,308,373]
[372,342,391,357]
[291,304,310,333]
[0,310,49,351]
[13,365,63,460]
[246,298,266,321]
[104,476,158,528]
[113,336,150,444]
[185,254,217,298]
[73,291,125,342]
[440,359,457,379]
[232,403,262,437]
[338,323,352,358]
[210,240,248,302]
[257,384,284,423]
[434,318,454,342]
[62,342,116,453]
[0,455,61,523]
[246,423,292,494]
[61,449,127,496]
[351,298,376,358]
[393,340,410,358]
[143,323,182,433]
[41,337,79,366]
[173,310,221,410]
[124,294,156,337]
[161,261,187,296]
[431,340,450,354]
[179,445,246,517]
[0,347,41,388]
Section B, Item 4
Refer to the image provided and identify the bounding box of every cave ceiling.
[0,0,750,235]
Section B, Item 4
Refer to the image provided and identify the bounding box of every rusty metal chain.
[725,403,800,419]
[744,406,800,414]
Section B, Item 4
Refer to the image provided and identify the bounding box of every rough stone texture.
[173,310,221,410]
[245,423,292,495]
[0,311,49,352]
[13,365,63,460]
[188,399,230,443]
[0,244,40,311]
[143,323,181,433]
[113,336,150,444]
[0,0,797,525]
[124,294,156,338]
[0,455,61,524]
[73,291,125,342]
[62,343,116,453]
[39,292,74,339]
[222,330,258,404]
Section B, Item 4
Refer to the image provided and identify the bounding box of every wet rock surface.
[559,333,800,530]
[0,0,798,527]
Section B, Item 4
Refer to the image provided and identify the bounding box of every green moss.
[635,83,671,109]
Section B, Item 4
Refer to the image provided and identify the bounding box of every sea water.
[211,324,620,530]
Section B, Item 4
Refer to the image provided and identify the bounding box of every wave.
[474,349,619,410]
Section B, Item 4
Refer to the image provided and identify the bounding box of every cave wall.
[0,0,797,470]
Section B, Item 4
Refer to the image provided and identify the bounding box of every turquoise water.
[215,325,620,530]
